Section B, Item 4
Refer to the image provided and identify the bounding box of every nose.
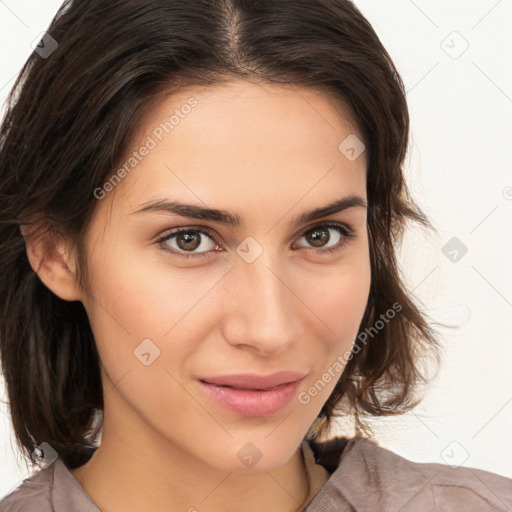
[221,249,302,357]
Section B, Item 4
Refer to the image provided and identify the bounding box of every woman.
[0,0,511,510]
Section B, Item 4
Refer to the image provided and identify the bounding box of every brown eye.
[295,224,355,254]
[156,228,218,258]
[305,226,331,247]
[175,231,201,251]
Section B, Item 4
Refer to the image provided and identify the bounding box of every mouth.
[197,373,307,417]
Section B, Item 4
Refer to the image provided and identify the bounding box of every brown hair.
[0,0,441,470]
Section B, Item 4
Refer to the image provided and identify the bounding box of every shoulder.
[0,463,54,512]
[307,435,512,511]
[0,457,99,512]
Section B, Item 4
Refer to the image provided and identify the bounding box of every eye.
[293,223,355,255]
[154,222,356,259]
[155,227,219,259]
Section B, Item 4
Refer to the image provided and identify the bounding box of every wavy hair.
[0,0,441,470]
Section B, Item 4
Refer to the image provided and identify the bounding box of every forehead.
[104,79,367,218]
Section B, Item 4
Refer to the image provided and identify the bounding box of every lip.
[199,371,307,390]
[198,371,307,417]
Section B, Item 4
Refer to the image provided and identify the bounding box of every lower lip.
[198,379,303,417]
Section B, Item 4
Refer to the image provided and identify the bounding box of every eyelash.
[154,223,356,260]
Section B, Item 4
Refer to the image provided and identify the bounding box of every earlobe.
[20,225,83,302]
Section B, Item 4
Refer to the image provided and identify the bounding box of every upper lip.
[199,371,307,390]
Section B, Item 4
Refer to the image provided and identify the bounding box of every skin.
[23,78,371,512]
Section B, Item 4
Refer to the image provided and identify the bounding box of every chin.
[204,438,299,474]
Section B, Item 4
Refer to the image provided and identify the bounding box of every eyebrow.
[129,194,367,228]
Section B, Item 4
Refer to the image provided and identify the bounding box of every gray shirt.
[1,436,511,511]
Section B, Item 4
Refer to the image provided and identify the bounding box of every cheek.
[294,261,370,410]
[86,240,200,337]
[83,244,222,385]
[82,253,205,426]
[302,253,371,346]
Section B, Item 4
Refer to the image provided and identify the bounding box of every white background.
[1,0,511,500]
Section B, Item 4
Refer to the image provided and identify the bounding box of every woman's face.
[80,79,371,472]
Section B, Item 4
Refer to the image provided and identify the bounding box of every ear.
[20,225,84,302]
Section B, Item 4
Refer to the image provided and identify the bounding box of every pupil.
[178,232,200,250]
[309,228,329,247]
